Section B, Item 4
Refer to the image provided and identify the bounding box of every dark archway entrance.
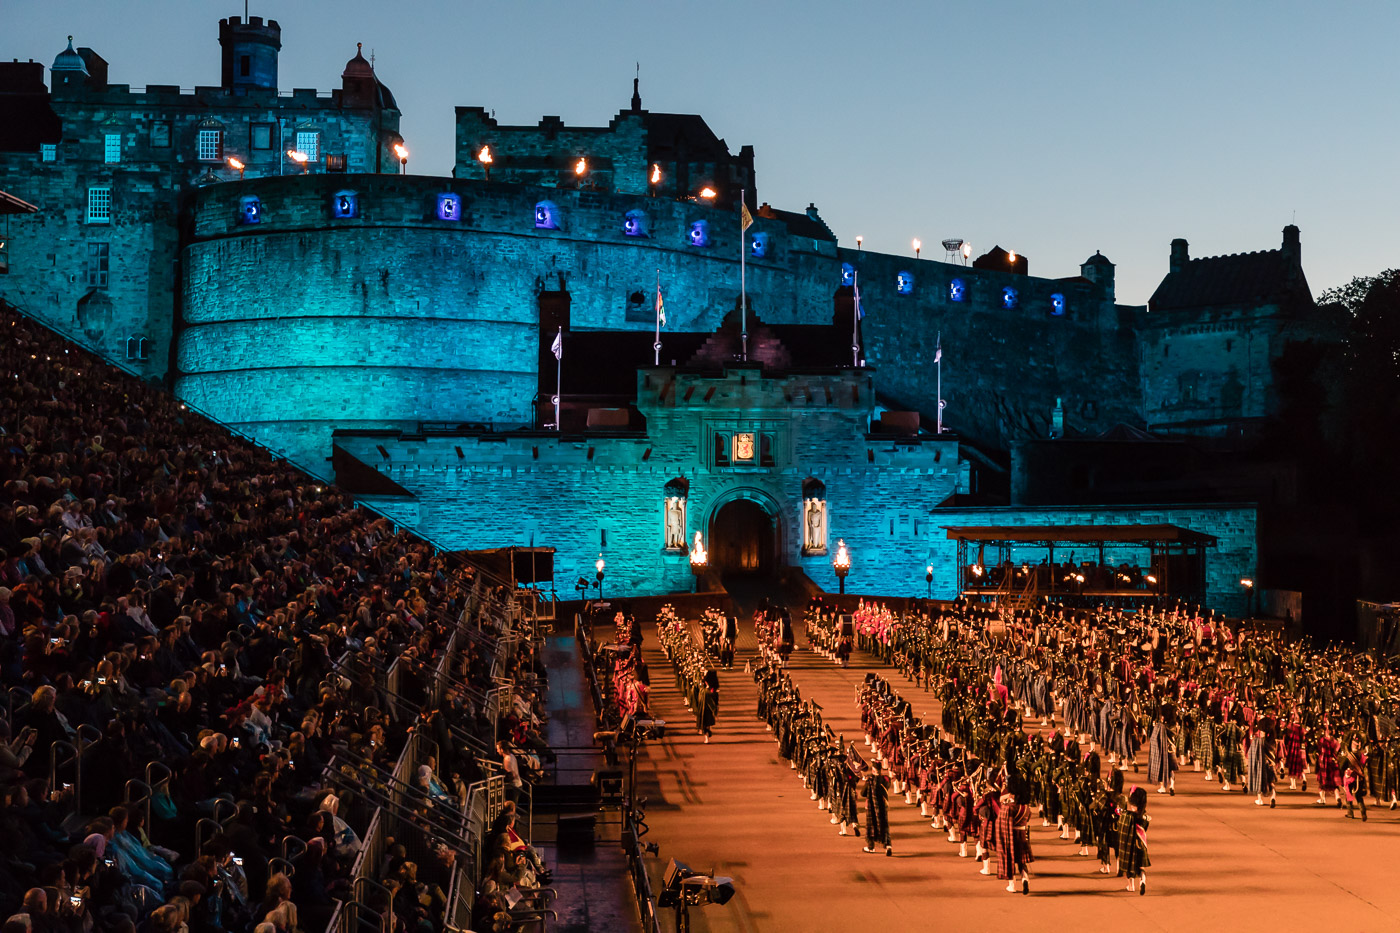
[710,498,776,576]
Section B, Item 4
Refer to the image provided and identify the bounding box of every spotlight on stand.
[659,859,736,926]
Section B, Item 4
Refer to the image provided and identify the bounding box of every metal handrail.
[351,877,395,933]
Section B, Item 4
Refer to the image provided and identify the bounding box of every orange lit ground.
[627,617,1400,933]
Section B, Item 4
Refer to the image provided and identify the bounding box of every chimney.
[1170,238,1189,275]
[1282,224,1300,264]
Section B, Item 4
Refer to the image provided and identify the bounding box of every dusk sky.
[7,0,1397,304]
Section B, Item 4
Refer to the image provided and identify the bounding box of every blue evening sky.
[6,0,1396,304]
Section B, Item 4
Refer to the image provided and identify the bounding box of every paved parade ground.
[624,613,1400,933]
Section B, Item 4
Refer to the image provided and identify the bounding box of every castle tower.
[219,15,281,92]
[50,36,88,90]
[1080,250,1115,300]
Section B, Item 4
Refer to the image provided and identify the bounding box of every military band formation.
[628,592,1400,897]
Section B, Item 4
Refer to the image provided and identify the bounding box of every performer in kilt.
[1147,715,1177,796]
[995,790,1034,894]
[862,760,893,855]
[1283,711,1307,791]
[1116,785,1151,894]
[1247,727,1277,808]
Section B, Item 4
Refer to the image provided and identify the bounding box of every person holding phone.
[0,720,35,774]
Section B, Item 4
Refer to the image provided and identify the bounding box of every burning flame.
[650,163,662,184]
[575,157,587,175]
[690,531,708,566]
[478,145,493,165]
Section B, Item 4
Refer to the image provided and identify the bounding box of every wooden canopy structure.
[945,523,1217,607]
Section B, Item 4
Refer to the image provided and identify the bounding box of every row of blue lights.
[233,192,1062,314]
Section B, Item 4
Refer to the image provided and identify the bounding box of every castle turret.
[50,36,88,91]
[1080,250,1115,300]
[1281,224,1300,264]
[1170,238,1189,274]
[219,15,280,92]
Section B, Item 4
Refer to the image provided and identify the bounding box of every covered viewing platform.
[946,523,1217,609]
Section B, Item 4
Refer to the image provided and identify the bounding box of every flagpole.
[740,193,747,361]
[654,268,662,366]
[936,331,943,433]
[554,326,562,432]
[852,270,860,368]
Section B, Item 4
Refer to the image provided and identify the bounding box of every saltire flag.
[934,332,942,362]
[740,199,754,231]
[551,329,563,360]
[656,287,666,327]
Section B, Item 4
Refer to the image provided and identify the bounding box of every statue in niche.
[803,498,827,553]
[664,496,686,550]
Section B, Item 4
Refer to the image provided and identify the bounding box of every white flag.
[934,332,942,363]
[550,329,562,360]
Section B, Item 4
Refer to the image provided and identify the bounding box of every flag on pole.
[853,279,864,320]
[934,332,942,362]
[656,287,666,327]
[551,329,563,360]
[740,199,753,231]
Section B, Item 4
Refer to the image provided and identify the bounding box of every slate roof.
[1149,249,1308,312]
[642,112,732,162]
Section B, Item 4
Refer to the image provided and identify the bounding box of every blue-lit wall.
[334,366,968,599]
[180,174,1143,476]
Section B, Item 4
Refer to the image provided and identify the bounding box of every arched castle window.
[663,477,689,551]
[331,190,358,219]
[802,478,828,555]
[1002,286,1018,309]
[687,220,710,247]
[534,201,559,230]
[896,271,914,295]
[623,209,649,237]
[436,193,461,221]
[238,196,262,225]
[841,262,856,287]
[1050,293,1066,316]
[750,232,770,258]
[949,278,965,302]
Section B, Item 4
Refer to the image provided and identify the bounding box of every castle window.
[1050,293,1066,316]
[331,191,358,219]
[238,196,262,225]
[1002,287,1019,309]
[1225,338,1233,352]
[688,220,710,247]
[949,278,965,302]
[325,153,347,172]
[85,187,111,224]
[250,123,273,150]
[150,122,170,149]
[534,201,559,230]
[750,232,770,258]
[436,193,461,221]
[197,129,223,162]
[103,133,121,164]
[760,433,775,467]
[896,271,914,295]
[623,209,649,237]
[239,55,251,77]
[841,262,856,287]
[713,434,730,467]
[85,243,109,287]
[39,143,56,162]
[125,336,148,361]
[296,131,320,163]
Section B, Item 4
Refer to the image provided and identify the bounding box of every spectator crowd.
[0,306,556,933]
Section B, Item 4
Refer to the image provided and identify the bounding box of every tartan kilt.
[1317,740,1341,791]
[1147,724,1173,783]
[996,807,1034,879]
[1117,817,1150,876]
[1283,728,1306,777]
[1193,721,1216,767]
